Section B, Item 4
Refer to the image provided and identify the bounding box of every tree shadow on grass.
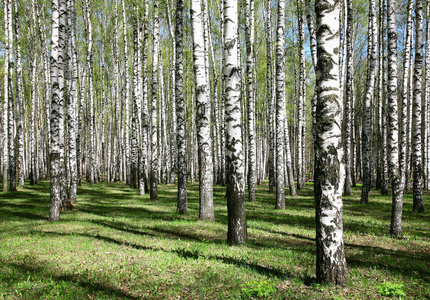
[0,257,140,299]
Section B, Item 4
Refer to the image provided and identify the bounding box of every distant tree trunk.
[224,0,247,245]
[266,0,275,193]
[7,0,16,192]
[412,0,425,213]
[3,0,10,193]
[344,0,353,196]
[399,0,413,195]
[285,117,296,196]
[14,0,24,189]
[245,0,256,202]
[66,0,78,204]
[140,0,150,195]
[191,0,214,222]
[50,0,67,221]
[297,0,306,190]
[361,0,377,204]
[315,0,348,286]
[113,0,120,183]
[175,0,188,213]
[379,0,388,196]
[387,0,403,237]
[150,2,159,200]
[275,0,286,209]
[122,0,130,186]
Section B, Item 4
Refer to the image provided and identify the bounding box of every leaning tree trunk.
[314,0,348,286]
[50,0,67,221]
[175,0,188,213]
[191,0,214,222]
[412,0,425,213]
[275,0,286,210]
[387,0,403,237]
[224,0,247,245]
[361,0,377,205]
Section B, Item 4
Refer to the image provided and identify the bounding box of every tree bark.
[315,0,348,286]
[412,0,425,213]
[191,0,214,221]
[224,0,247,245]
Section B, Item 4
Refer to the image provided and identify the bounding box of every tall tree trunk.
[3,0,10,193]
[361,0,377,204]
[245,0,256,202]
[425,4,430,191]
[14,0,24,189]
[150,2,159,200]
[387,0,403,236]
[7,0,16,192]
[122,0,130,186]
[191,0,214,222]
[380,0,388,196]
[297,0,306,190]
[275,0,286,209]
[175,0,187,213]
[224,0,247,245]
[266,0,275,193]
[66,0,78,204]
[412,0,425,213]
[50,0,67,221]
[315,0,348,285]
[344,0,353,196]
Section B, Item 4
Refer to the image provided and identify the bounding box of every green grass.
[0,180,429,299]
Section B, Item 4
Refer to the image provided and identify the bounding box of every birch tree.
[275,0,286,209]
[50,0,67,221]
[175,0,188,213]
[361,0,377,204]
[191,0,214,221]
[2,0,10,193]
[412,0,425,213]
[387,0,402,237]
[314,0,348,285]
[224,0,247,245]
[245,0,256,202]
[150,2,159,200]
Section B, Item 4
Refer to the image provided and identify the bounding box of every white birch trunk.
[224,0,247,245]
[315,0,347,285]
[191,0,214,222]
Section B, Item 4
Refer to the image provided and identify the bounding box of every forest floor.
[0,179,429,299]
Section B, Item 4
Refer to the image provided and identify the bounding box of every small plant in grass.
[241,280,277,299]
[377,282,406,298]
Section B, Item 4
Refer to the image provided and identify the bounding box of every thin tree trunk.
[175,0,187,213]
[412,0,425,213]
[150,2,159,200]
[14,0,24,189]
[387,0,403,236]
[361,0,377,204]
[3,0,10,193]
[275,0,286,209]
[245,0,256,202]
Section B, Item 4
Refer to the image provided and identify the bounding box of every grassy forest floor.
[0,179,429,299]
